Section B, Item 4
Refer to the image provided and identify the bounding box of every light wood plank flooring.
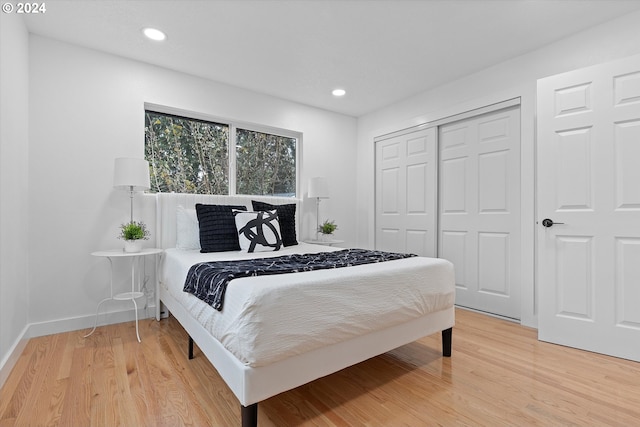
[1,308,639,426]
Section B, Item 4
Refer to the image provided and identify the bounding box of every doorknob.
[541,218,565,228]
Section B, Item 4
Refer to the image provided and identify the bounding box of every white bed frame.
[154,193,454,427]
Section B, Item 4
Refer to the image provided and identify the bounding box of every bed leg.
[188,335,194,360]
[241,403,258,427]
[442,328,452,357]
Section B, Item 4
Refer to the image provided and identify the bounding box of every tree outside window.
[145,111,229,194]
[236,128,296,197]
[144,110,298,197]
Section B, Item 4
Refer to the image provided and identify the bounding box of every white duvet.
[160,243,455,367]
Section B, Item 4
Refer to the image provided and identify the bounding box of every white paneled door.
[537,53,640,361]
[438,106,521,319]
[375,127,437,257]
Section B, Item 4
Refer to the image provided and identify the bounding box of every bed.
[154,193,455,427]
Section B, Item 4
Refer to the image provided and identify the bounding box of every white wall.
[26,36,357,334]
[356,11,640,327]
[0,14,30,385]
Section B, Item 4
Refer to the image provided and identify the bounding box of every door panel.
[555,235,593,319]
[375,127,437,257]
[441,157,467,213]
[439,106,521,319]
[616,238,640,326]
[537,53,640,361]
[478,232,510,296]
[440,231,467,287]
[555,127,592,210]
[615,120,640,208]
[479,150,510,212]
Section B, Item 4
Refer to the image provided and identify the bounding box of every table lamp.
[113,157,150,223]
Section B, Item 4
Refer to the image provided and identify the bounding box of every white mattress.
[160,243,455,367]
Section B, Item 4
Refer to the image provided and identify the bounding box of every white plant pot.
[124,240,142,253]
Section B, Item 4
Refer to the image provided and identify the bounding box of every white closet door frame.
[374,98,522,319]
[376,98,521,142]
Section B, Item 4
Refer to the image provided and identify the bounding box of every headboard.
[155,193,301,249]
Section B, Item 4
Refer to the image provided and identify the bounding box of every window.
[145,111,229,194]
[144,108,299,197]
[236,128,296,197]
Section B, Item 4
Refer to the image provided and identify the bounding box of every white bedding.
[160,242,455,368]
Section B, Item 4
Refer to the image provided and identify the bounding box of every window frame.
[145,103,302,198]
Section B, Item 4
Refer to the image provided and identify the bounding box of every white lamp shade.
[113,157,150,191]
[308,177,329,199]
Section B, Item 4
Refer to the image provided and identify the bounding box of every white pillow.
[234,210,282,252]
[176,205,201,250]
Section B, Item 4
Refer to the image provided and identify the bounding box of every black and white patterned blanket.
[183,248,417,311]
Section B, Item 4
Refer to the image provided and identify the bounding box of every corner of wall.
[0,12,30,379]
[0,325,29,390]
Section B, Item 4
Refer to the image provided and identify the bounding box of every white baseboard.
[0,324,29,390]
[27,304,159,338]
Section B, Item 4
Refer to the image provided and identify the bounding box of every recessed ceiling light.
[332,89,346,97]
[143,27,166,41]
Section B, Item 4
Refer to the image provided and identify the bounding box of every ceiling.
[23,0,640,117]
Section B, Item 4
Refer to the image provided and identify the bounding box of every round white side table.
[85,248,163,342]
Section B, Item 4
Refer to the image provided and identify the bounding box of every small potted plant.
[118,221,150,253]
[318,219,337,240]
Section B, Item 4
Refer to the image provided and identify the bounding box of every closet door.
[439,106,521,319]
[375,127,437,257]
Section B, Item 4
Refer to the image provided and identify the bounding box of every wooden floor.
[1,308,639,426]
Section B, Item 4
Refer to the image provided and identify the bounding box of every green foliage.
[236,128,296,196]
[144,111,297,197]
[119,221,150,241]
[319,220,337,235]
[145,111,230,194]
